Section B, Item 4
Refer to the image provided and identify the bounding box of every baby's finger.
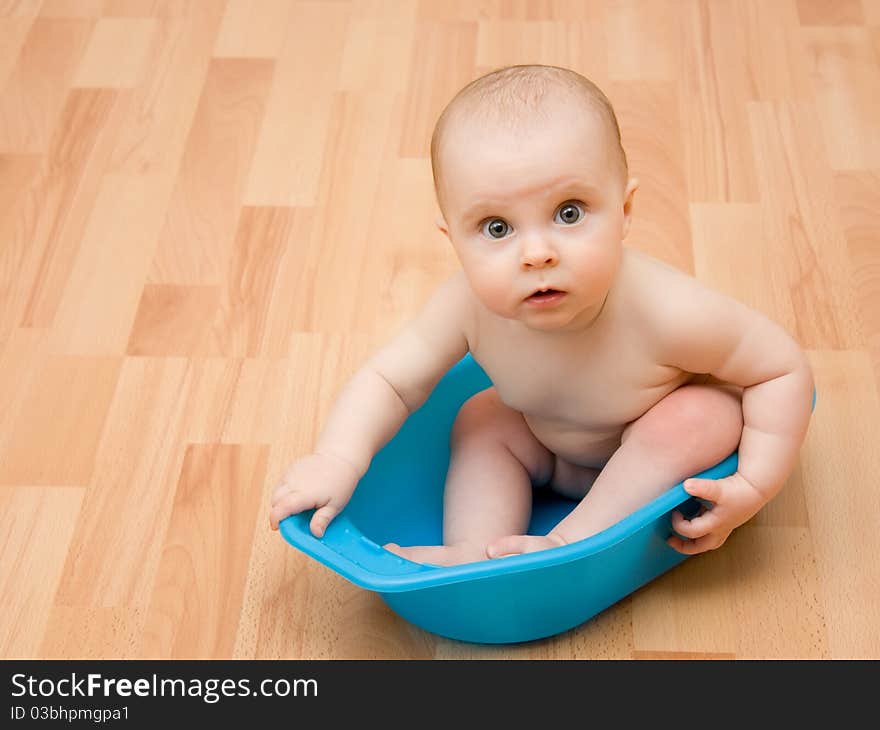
[309,502,342,538]
[684,478,722,504]
[269,490,316,530]
[666,532,725,555]
[671,509,719,540]
[271,481,294,506]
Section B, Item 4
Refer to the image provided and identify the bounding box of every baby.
[270,65,815,566]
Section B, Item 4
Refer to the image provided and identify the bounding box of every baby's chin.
[518,312,580,333]
[476,291,601,332]
[505,303,579,332]
[517,296,609,333]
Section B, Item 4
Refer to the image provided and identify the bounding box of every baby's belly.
[520,373,707,468]
[523,418,625,469]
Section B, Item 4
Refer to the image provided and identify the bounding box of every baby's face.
[436,106,637,334]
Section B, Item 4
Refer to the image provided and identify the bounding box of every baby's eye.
[555,201,586,225]
[479,201,586,239]
[481,218,511,239]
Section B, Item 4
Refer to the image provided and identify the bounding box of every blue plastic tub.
[280,353,817,644]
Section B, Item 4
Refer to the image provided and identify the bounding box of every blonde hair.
[430,65,628,216]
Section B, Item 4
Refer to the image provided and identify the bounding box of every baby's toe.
[383,542,404,557]
[383,543,432,562]
[382,543,478,566]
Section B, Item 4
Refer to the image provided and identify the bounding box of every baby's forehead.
[446,104,613,168]
[445,124,611,183]
[454,96,606,138]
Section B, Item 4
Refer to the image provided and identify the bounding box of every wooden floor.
[1,0,879,659]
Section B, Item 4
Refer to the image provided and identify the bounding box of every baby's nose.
[520,247,558,268]
[519,231,559,268]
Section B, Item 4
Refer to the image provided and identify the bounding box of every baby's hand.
[667,471,766,555]
[269,452,361,537]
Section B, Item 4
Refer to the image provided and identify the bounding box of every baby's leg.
[545,383,744,546]
[383,387,555,566]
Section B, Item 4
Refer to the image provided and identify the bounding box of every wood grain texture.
[72,17,156,88]
[148,58,275,285]
[0,0,877,659]
[141,443,268,658]
[0,18,94,153]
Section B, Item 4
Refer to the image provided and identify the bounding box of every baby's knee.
[450,387,532,445]
[634,384,743,454]
[450,388,554,484]
[450,388,507,445]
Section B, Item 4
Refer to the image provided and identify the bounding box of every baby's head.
[431,65,638,333]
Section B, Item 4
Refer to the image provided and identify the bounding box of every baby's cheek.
[474,272,517,314]
[575,244,619,287]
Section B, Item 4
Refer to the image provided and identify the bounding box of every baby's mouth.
[526,288,565,302]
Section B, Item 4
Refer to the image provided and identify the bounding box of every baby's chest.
[471,332,689,431]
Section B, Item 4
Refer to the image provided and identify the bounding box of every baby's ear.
[622,177,639,239]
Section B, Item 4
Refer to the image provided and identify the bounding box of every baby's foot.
[383,541,488,566]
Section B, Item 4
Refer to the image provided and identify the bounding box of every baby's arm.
[650,281,815,553]
[270,272,471,535]
[313,272,471,477]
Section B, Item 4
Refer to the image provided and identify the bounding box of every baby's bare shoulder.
[442,269,477,345]
[627,248,800,377]
[441,269,480,349]
[366,270,473,412]
[629,250,738,327]
[411,269,474,349]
